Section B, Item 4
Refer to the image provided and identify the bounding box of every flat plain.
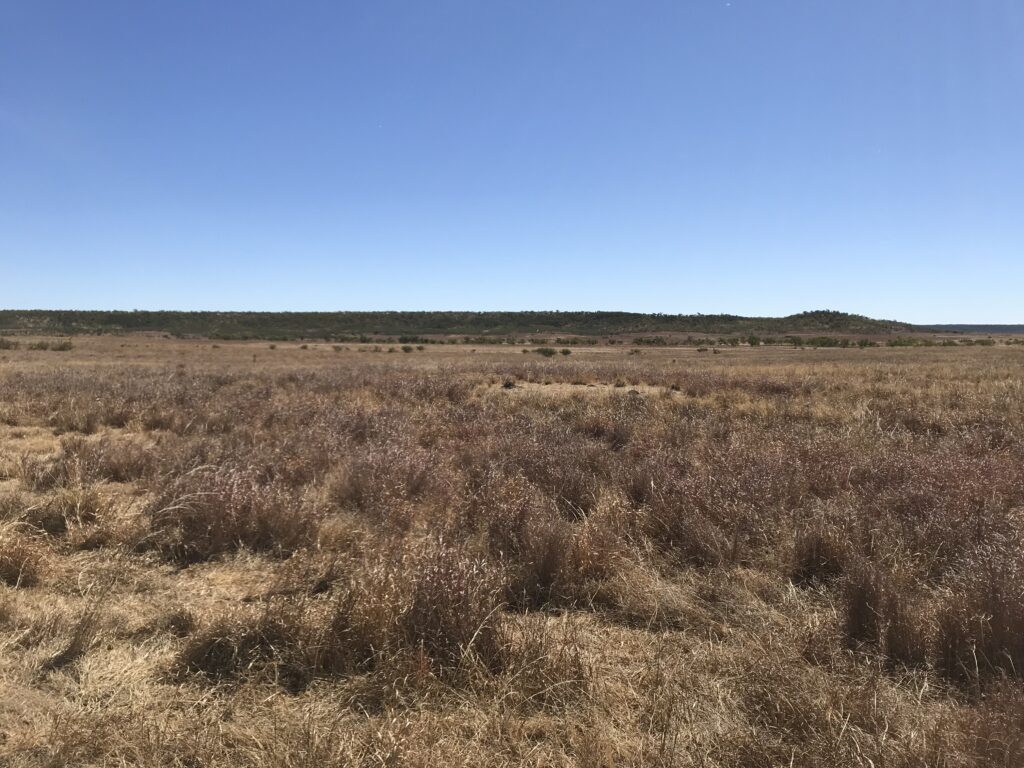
[1,336,1022,766]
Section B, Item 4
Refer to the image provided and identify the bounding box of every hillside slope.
[0,309,911,339]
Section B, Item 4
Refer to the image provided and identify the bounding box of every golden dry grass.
[0,336,1022,766]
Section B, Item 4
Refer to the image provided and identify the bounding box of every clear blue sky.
[2,1,1022,322]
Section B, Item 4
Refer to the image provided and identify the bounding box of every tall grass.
[1,346,1023,764]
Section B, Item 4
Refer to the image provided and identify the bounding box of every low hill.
[0,309,912,340]
[921,324,1024,335]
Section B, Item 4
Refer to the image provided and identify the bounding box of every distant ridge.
[921,324,1024,334]
[0,309,912,340]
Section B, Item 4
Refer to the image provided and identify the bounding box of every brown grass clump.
[883,579,929,668]
[936,546,1024,689]
[15,452,67,492]
[401,539,506,671]
[58,434,156,483]
[48,401,101,435]
[22,484,102,535]
[40,605,103,673]
[487,494,624,609]
[143,465,318,563]
[644,498,731,568]
[324,446,433,524]
[0,526,46,587]
[842,559,888,648]
[174,602,314,691]
[791,522,849,585]
[0,490,28,520]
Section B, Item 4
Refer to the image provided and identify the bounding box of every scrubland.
[0,337,1022,766]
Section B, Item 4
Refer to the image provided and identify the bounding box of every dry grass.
[0,526,46,587]
[0,336,1022,765]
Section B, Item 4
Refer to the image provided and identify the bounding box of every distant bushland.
[0,309,911,341]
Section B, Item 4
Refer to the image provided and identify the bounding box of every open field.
[1,337,1023,766]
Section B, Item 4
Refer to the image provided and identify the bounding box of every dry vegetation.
[1,336,1023,766]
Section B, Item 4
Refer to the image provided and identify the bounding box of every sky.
[1,1,1022,322]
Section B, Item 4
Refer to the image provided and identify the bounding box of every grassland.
[1,336,1022,766]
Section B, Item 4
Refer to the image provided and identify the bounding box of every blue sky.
[2,1,1021,322]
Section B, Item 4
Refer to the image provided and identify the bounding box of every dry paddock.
[0,336,1023,766]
